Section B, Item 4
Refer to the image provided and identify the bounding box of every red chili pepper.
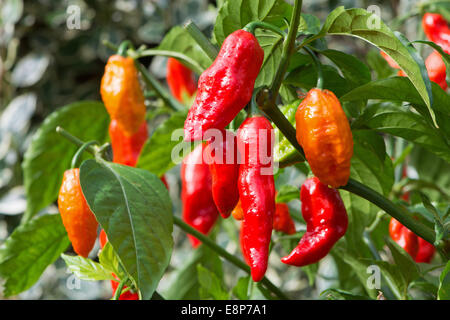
[181,143,219,247]
[184,30,264,141]
[205,129,240,218]
[110,280,139,300]
[425,50,447,90]
[99,229,107,249]
[273,203,296,235]
[109,119,148,167]
[415,237,436,263]
[281,177,348,267]
[389,218,419,259]
[166,58,196,103]
[422,13,450,54]
[237,116,275,282]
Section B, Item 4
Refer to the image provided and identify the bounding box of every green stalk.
[303,46,324,89]
[243,21,286,38]
[136,49,204,75]
[56,127,96,155]
[113,275,129,300]
[172,215,290,300]
[135,62,186,112]
[269,0,303,103]
[184,21,219,61]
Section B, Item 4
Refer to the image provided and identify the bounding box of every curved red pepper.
[425,50,447,90]
[281,177,348,267]
[166,58,196,103]
[237,116,275,282]
[181,143,219,247]
[184,30,264,141]
[422,13,450,54]
[205,129,240,218]
[109,119,148,167]
[389,218,419,259]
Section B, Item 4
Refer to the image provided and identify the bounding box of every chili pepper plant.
[0,0,449,301]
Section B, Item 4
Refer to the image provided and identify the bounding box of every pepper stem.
[71,140,98,169]
[117,40,134,57]
[184,21,219,61]
[112,275,129,300]
[243,21,286,38]
[303,46,324,89]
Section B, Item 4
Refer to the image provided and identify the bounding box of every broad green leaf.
[137,110,190,177]
[197,264,229,300]
[0,214,70,297]
[275,184,299,203]
[232,276,251,300]
[319,49,371,87]
[11,53,49,87]
[285,64,351,97]
[314,7,432,113]
[254,29,285,87]
[366,49,396,79]
[351,102,450,163]
[163,246,223,300]
[298,13,321,35]
[320,288,373,300]
[438,261,450,300]
[22,101,110,222]
[61,254,116,281]
[79,160,173,300]
[385,238,420,284]
[99,241,122,279]
[157,26,212,73]
[373,260,409,300]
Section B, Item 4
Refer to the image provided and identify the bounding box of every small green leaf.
[275,184,299,203]
[0,214,70,297]
[386,238,420,284]
[99,242,122,279]
[197,264,229,300]
[80,160,173,300]
[61,254,116,281]
[273,101,299,164]
[320,288,373,300]
[232,276,251,300]
[438,261,450,300]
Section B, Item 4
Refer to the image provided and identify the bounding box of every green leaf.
[275,184,299,203]
[412,40,450,78]
[438,261,450,300]
[163,246,223,300]
[157,26,211,73]
[273,101,299,164]
[320,288,373,300]
[316,7,432,113]
[99,241,122,279]
[232,276,251,300]
[366,49,396,80]
[351,101,450,162]
[79,160,173,300]
[0,214,70,297]
[385,238,420,284]
[197,264,229,300]
[137,110,190,177]
[61,254,116,281]
[22,101,110,222]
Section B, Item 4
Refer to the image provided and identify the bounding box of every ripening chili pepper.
[295,89,353,188]
[184,30,264,141]
[425,50,448,90]
[100,55,146,136]
[110,280,139,300]
[181,143,220,247]
[232,200,244,221]
[273,203,296,235]
[99,229,107,249]
[166,58,197,103]
[389,218,419,259]
[58,168,98,257]
[281,177,348,267]
[415,238,436,263]
[237,116,275,282]
[109,119,148,167]
[205,129,240,218]
[422,13,450,54]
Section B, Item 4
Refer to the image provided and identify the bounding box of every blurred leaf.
[197,264,229,300]
[232,276,251,300]
[22,101,110,222]
[275,184,299,203]
[366,49,395,79]
[137,110,190,177]
[0,214,70,297]
[320,288,373,300]
[1,0,23,24]
[386,238,420,283]
[61,254,116,281]
[11,53,50,87]
[0,93,36,135]
[438,261,450,300]
[79,160,173,300]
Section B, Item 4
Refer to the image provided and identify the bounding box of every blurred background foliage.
[0,0,448,300]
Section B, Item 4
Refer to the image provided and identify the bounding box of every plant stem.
[172,215,290,300]
[243,21,286,38]
[137,49,204,75]
[113,275,129,300]
[269,0,303,103]
[56,127,96,155]
[184,21,219,61]
[303,46,324,89]
[135,62,186,112]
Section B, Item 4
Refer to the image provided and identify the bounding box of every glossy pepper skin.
[100,55,146,136]
[295,89,353,188]
[422,13,450,54]
[389,218,419,259]
[181,143,220,247]
[415,238,436,263]
[166,58,196,103]
[58,168,98,257]
[184,30,264,141]
[282,177,348,267]
[205,130,240,218]
[273,203,296,235]
[237,116,275,282]
[109,119,148,167]
[425,51,447,90]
